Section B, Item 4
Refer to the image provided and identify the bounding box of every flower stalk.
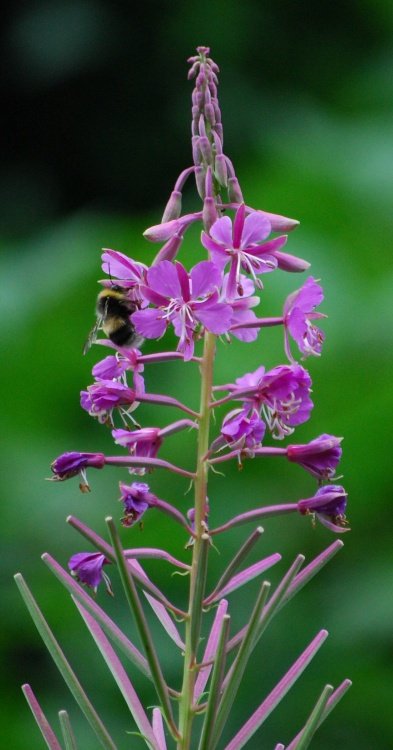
[178,332,216,750]
[18,45,351,750]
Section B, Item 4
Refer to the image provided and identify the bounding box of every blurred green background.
[1,1,392,748]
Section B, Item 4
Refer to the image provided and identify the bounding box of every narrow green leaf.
[227,554,305,655]
[291,684,334,750]
[15,574,117,750]
[58,710,78,750]
[212,581,271,748]
[205,527,264,604]
[285,679,352,750]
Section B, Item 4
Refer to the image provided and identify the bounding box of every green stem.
[178,332,216,750]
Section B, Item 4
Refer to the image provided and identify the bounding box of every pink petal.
[147,261,182,299]
[241,212,271,247]
[132,309,167,339]
[209,215,233,246]
[196,302,233,334]
[101,249,146,280]
[201,233,229,269]
[233,204,246,248]
[191,261,222,298]
[230,309,260,342]
[248,235,288,257]
[175,262,191,302]
[292,277,324,312]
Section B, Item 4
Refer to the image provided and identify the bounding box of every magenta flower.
[119,481,156,526]
[287,434,343,479]
[222,273,261,343]
[201,204,288,298]
[233,364,313,439]
[132,260,232,360]
[68,552,112,594]
[100,249,147,305]
[298,485,349,532]
[112,427,163,475]
[50,451,105,489]
[80,380,137,423]
[92,348,145,393]
[220,407,265,452]
[284,277,326,361]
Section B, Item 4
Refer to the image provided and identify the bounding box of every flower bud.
[228,176,244,204]
[161,190,182,223]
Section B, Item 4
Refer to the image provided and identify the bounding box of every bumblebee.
[83,285,142,354]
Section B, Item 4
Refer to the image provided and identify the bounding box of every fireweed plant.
[16,47,351,750]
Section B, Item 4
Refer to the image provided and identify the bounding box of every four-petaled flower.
[119,481,156,526]
[68,551,112,594]
[201,204,287,299]
[298,485,349,533]
[284,277,326,361]
[132,259,233,360]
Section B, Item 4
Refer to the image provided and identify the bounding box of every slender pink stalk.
[22,685,63,750]
[223,631,329,750]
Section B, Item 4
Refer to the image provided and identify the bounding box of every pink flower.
[201,204,287,298]
[119,481,157,526]
[222,273,261,343]
[287,434,342,479]
[69,552,112,594]
[80,381,137,423]
[100,249,148,306]
[112,427,163,475]
[284,277,326,361]
[132,260,232,360]
[221,407,265,452]
[298,485,349,533]
[233,364,313,439]
[92,349,145,393]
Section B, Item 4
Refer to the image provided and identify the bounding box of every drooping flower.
[298,485,349,532]
[284,277,326,361]
[233,363,313,439]
[132,259,232,360]
[220,407,265,452]
[68,552,112,594]
[112,427,163,475]
[80,380,138,424]
[201,204,288,298]
[287,434,343,479]
[119,481,157,526]
[92,348,145,393]
[222,273,261,343]
[187,501,209,533]
[50,451,105,491]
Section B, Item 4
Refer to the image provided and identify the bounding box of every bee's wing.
[83,316,103,355]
